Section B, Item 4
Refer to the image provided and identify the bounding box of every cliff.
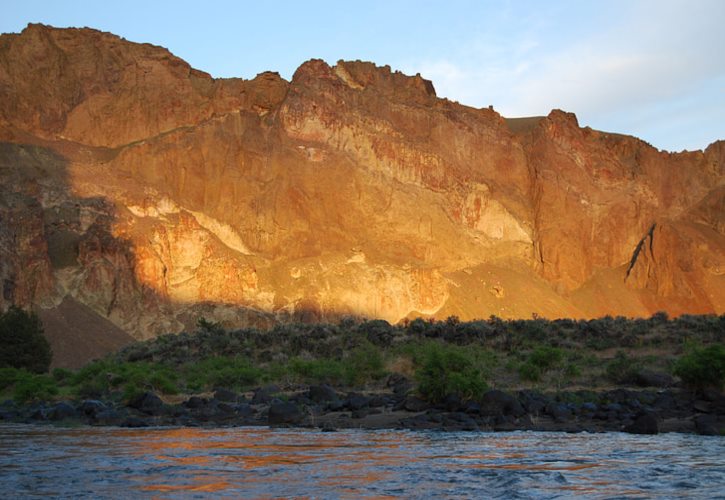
[1,25,722,367]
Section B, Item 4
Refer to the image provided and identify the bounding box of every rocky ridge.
[0,25,723,366]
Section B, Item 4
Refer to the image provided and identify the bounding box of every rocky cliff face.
[1,25,722,366]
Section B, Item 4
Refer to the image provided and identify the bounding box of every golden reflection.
[123,427,421,495]
[155,454,212,466]
[140,481,231,493]
[222,453,320,468]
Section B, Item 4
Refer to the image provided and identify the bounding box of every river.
[0,424,723,498]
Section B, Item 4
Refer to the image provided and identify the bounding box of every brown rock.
[0,25,722,366]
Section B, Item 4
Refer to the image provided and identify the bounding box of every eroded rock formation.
[1,25,722,365]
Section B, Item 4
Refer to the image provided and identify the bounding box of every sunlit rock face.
[0,25,723,363]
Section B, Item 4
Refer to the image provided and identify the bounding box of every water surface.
[0,424,723,498]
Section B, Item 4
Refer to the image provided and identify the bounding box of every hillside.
[0,24,722,366]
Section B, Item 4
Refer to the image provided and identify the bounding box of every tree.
[0,306,52,373]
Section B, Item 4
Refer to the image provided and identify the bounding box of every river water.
[0,424,723,499]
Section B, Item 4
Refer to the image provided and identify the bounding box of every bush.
[518,362,542,382]
[13,373,58,403]
[287,358,346,385]
[67,360,180,399]
[674,344,725,391]
[413,342,489,403]
[52,368,72,383]
[0,306,52,373]
[182,356,261,392]
[528,346,564,370]
[345,342,386,385]
[605,351,641,384]
[517,346,580,388]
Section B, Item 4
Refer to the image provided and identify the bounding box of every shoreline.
[2,385,723,436]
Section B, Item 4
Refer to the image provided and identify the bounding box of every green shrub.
[605,351,641,384]
[75,378,109,399]
[528,346,564,370]
[288,358,346,385]
[52,368,72,383]
[0,367,59,403]
[0,306,52,373]
[674,344,725,390]
[414,342,489,403]
[517,346,580,388]
[564,363,581,378]
[345,342,386,385]
[0,366,23,391]
[182,356,261,391]
[121,382,144,403]
[110,362,179,395]
[13,373,58,403]
[518,362,541,382]
[66,360,180,398]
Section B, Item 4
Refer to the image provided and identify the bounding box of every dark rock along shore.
[2,381,724,436]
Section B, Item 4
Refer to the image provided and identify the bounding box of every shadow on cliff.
[0,140,361,368]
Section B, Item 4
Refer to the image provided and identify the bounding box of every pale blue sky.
[2,0,723,152]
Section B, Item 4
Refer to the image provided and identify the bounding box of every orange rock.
[0,25,722,366]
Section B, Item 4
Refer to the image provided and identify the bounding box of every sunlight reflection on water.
[0,424,723,498]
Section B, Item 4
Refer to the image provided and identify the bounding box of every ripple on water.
[0,425,723,498]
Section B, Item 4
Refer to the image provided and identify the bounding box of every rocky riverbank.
[2,382,723,436]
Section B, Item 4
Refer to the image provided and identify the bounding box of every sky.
[2,0,723,152]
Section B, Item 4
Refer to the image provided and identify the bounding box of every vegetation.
[673,343,725,391]
[0,313,722,405]
[0,367,58,403]
[0,306,52,373]
[605,351,642,385]
[410,341,491,403]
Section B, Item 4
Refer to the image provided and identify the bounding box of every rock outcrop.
[0,25,722,366]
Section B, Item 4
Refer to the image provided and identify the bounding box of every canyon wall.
[0,25,722,366]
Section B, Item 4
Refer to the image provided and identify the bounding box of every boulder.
[184,396,207,409]
[345,393,371,411]
[403,395,429,412]
[252,385,280,405]
[464,401,481,414]
[440,394,464,412]
[694,415,719,436]
[368,395,389,408]
[0,400,18,420]
[235,403,254,418]
[127,391,164,415]
[80,399,107,417]
[268,401,304,425]
[386,374,412,396]
[216,402,236,414]
[93,408,125,426]
[580,402,598,413]
[693,400,711,413]
[480,390,525,417]
[214,388,239,403]
[518,391,548,415]
[49,402,77,421]
[624,413,659,435]
[307,384,339,403]
[442,412,479,431]
[545,403,572,422]
[634,370,674,388]
[122,416,150,428]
